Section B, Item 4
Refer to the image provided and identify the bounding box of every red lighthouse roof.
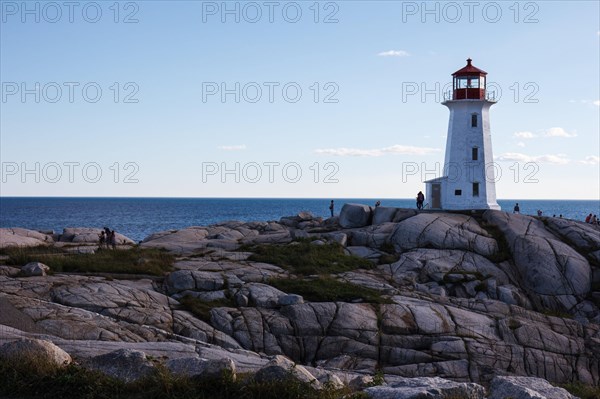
[452,58,487,76]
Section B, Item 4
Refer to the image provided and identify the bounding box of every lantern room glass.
[455,76,482,89]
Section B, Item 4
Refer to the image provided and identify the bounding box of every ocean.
[1,197,599,243]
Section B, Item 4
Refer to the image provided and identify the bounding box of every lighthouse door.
[431,184,441,209]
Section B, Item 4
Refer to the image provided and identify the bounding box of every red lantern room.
[452,58,487,100]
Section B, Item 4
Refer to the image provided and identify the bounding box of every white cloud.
[580,156,600,165]
[513,127,577,140]
[514,131,537,139]
[544,127,577,138]
[218,145,246,151]
[377,50,410,57]
[495,152,570,165]
[516,142,526,148]
[315,144,440,157]
[571,99,598,106]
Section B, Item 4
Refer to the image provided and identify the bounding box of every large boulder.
[373,207,399,225]
[141,227,210,253]
[166,357,236,379]
[21,262,50,277]
[0,338,71,367]
[390,213,498,257]
[254,355,321,388]
[339,204,373,229]
[364,376,485,399]
[488,376,577,399]
[234,283,287,308]
[84,349,155,382]
[0,228,52,248]
[349,223,396,248]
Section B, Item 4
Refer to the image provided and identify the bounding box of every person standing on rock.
[329,200,334,217]
[586,213,592,223]
[103,227,111,248]
[375,201,381,208]
[513,203,520,214]
[98,230,106,250]
[416,191,425,210]
[109,230,117,250]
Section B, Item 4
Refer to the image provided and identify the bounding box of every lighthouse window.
[455,190,462,196]
[471,114,478,127]
[472,147,478,161]
[473,183,480,197]
[456,76,480,89]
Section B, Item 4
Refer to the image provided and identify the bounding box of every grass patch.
[0,354,356,399]
[269,276,392,304]
[560,382,600,399]
[179,295,236,322]
[245,240,373,275]
[1,246,174,276]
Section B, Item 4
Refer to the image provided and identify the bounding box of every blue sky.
[1,0,599,199]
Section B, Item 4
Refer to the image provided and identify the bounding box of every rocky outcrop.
[0,227,135,248]
[21,262,50,277]
[60,227,135,245]
[84,349,155,382]
[166,357,236,379]
[488,376,577,399]
[390,213,498,257]
[1,207,599,396]
[141,227,210,253]
[0,228,52,248]
[365,377,486,399]
[483,211,593,313]
[141,221,295,254]
[0,338,71,367]
[339,203,373,228]
[254,355,321,388]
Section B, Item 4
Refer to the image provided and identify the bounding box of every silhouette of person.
[98,230,106,250]
[109,230,117,250]
[513,203,520,214]
[329,200,334,217]
[416,191,425,210]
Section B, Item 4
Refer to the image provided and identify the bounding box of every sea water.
[1,197,598,242]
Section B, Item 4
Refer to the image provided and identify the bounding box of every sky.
[1,0,599,199]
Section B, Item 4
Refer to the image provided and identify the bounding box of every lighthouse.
[425,59,501,210]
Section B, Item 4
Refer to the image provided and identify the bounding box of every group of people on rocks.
[328,192,427,217]
[329,196,596,224]
[585,214,599,225]
[98,227,117,250]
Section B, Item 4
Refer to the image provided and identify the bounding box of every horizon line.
[1,196,599,201]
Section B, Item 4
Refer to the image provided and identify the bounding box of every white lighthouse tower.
[425,59,500,210]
